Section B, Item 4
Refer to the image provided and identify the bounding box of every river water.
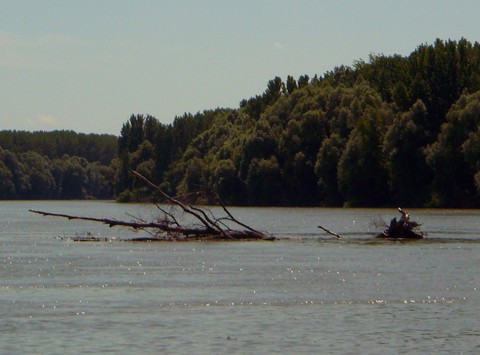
[1,201,479,354]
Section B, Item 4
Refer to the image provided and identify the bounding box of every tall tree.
[337,110,390,206]
[383,100,432,206]
[426,91,480,206]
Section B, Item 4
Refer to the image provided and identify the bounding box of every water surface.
[1,201,479,353]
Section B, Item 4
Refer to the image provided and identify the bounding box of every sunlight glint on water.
[1,201,479,353]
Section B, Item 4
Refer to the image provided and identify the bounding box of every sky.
[1,0,480,135]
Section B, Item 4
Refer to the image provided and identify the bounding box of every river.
[1,201,479,354]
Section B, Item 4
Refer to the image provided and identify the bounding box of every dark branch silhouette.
[30,170,274,242]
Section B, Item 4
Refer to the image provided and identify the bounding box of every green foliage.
[315,134,345,206]
[337,110,390,206]
[425,91,480,206]
[0,159,15,198]
[239,76,285,119]
[114,40,480,207]
[0,129,117,199]
[114,109,226,200]
[383,100,432,206]
[0,148,114,200]
[362,38,480,137]
[246,157,282,206]
[18,151,56,199]
[6,38,474,207]
[182,157,206,194]
[0,130,117,165]
[212,159,244,205]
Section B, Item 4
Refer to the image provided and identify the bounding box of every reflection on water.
[1,201,479,353]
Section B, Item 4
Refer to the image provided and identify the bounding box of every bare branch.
[154,203,180,227]
[214,194,261,234]
[30,209,212,236]
[187,204,230,238]
[318,225,343,239]
[28,170,273,242]
[131,170,215,232]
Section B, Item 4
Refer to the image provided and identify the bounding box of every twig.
[154,203,180,227]
[214,194,261,234]
[131,170,214,232]
[188,204,230,238]
[29,209,212,236]
[318,225,342,239]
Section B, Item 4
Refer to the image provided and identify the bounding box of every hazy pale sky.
[1,0,480,135]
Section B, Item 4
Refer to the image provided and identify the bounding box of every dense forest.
[0,130,116,165]
[2,38,480,207]
[0,131,117,199]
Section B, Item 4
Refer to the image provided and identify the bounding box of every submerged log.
[30,170,274,242]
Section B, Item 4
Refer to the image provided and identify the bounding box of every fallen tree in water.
[318,208,426,240]
[30,171,274,242]
[375,208,425,239]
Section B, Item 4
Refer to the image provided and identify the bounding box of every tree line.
[0,131,116,199]
[115,38,480,207]
[2,38,480,207]
[0,130,116,165]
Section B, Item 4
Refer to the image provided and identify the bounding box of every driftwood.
[30,170,274,242]
[377,208,425,239]
[317,225,342,238]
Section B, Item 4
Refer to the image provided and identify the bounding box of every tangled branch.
[30,170,274,242]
